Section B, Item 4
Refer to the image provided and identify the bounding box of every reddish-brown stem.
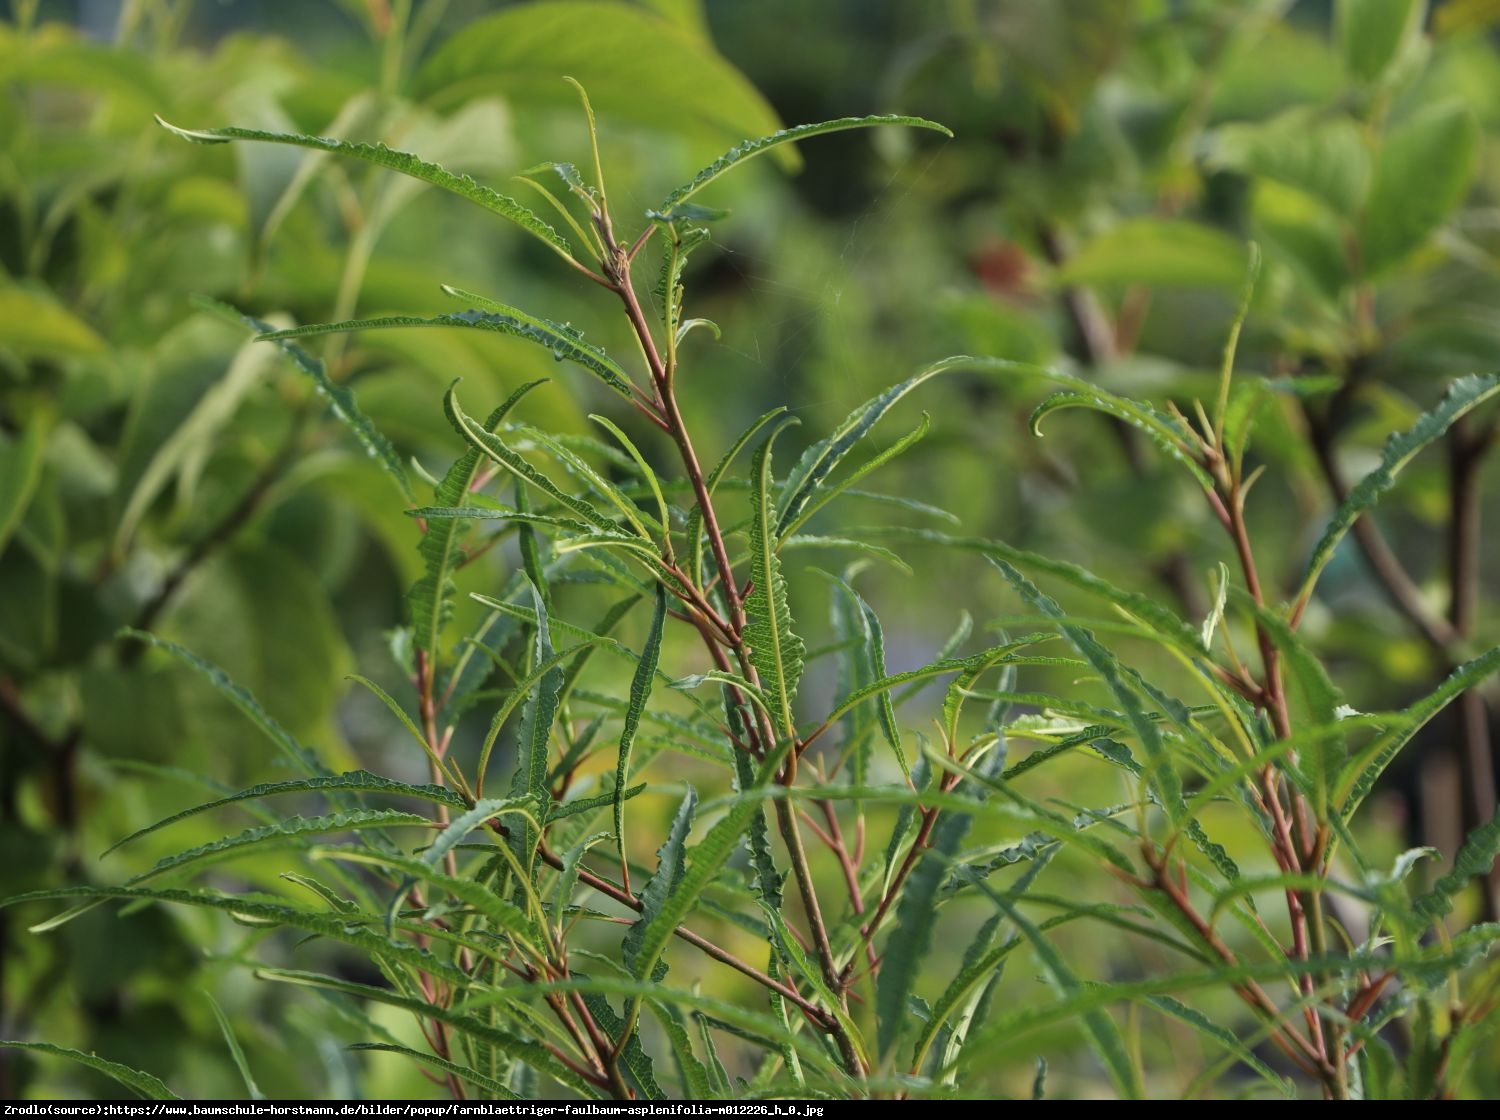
[534,840,830,1026]
[1144,851,1327,1078]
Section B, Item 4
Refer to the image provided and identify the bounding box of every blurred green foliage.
[1,0,1499,1101]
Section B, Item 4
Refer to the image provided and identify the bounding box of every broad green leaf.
[0,1042,178,1100]
[1337,0,1424,83]
[0,415,46,557]
[103,770,464,857]
[197,298,413,502]
[258,969,598,1096]
[0,286,105,358]
[617,585,667,866]
[1358,101,1478,276]
[745,423,806,739]
[777,356,963,537]
[657,114,951,218]
[116,630,325,776]
[1211,108,1371,214]
[155,118,569,257]
[1057,219,1251,292]
[347,1044,521,1100]
[410,380,547,656]
[415,2,785,159]
[125,809,431,885]
[1299,374,1500,602]
[113,332,278,557]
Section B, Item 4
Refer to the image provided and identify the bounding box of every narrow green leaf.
[1147,996,1292,1095]
[777,357,964,537]
[777,413,931,541]
[746,423,806,739]
[511,583,563,860]
[548,783,646,824]
[116,629,325,776]
[262,300,637,401]
[1299,374,1500,603]
[125,809,430,885]
[346,674,469,797]
[312,846,536,947]
[876,764,995,1057]
[0,1042,179,1100]
[410,380,547,656]
[657,114,951,218]
[195,297,413,502]
[627,746,792,993]
[980,892,1142,1099]
[1029,388,1213,491]
[584,992,666,1100]
[986,559,1180,817]
[780,535,912,575]
[444,384,623,536]
[878,530,1206,655]
[257,969,597,1096]
[1413,807,1500,924]
[156,118,570,256]
[733,744,783,911]
[591,415,672,538]
[7,887,466,983]
[649,1001,714,1099]
[624,786,698,978]
[617,585,667,864]
[687,406,786,586]
[103,770,464,857]
[205,992,265,1099]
